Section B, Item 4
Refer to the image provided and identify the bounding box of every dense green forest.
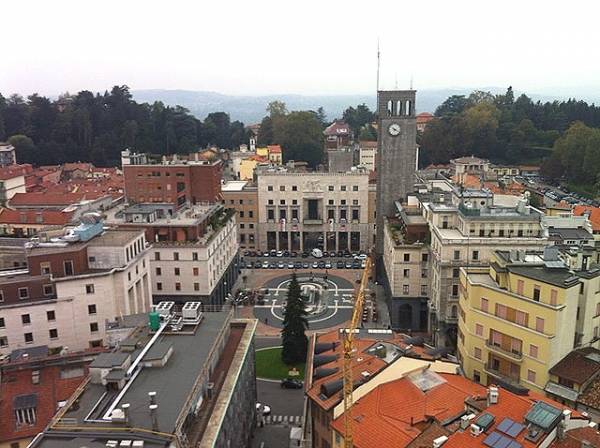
[3,84,600,189]
[0,86,248,166]
[419,87,600,191]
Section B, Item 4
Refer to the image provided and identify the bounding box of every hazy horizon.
[2,0,599,99]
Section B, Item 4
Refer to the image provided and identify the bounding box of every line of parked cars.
[242,259,365,270]
[243,249,368,260]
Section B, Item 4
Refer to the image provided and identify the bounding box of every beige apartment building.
[257,170,373,252]
[422,187,548,346]
[222,180,259,250]
[106,203,239,304]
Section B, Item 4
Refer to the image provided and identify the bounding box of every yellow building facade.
[458,250,580,393]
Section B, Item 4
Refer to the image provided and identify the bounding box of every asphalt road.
[253,337,305,448]
[241,254,366,271]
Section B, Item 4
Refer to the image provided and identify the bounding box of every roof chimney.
[121,403,130,425]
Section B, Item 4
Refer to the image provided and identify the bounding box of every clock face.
[388,123,401,136]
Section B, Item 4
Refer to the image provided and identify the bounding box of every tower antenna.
[410,74,413,90]
[376,38,380,93]
[395,73,398,89]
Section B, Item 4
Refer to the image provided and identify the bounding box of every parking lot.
[241,249,368,271]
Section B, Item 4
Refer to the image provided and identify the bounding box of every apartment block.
[30,308,258,448]
[121,149,222,208]
[257,170,373,252]
[0,217,151,356]
[382,209,430,331]
[423,187,547,346]
[457,250,587,394]
[106,203,239,304]
[221,180,259,250]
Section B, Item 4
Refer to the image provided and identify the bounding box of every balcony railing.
[485,341,523,361]
[303,219,323,225]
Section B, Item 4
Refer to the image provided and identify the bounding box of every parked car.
[312,261,319,269]
[337,250,345,257]
[246,262,254,269]
[243,250,250,256]
[301,252,309,258]
[337,260,345,269]
[290,251,298,258]
[355,254,368,260]
[270,250,277,257]
[318,261,326,269]
[294,261,303,269]
[262,261,269,268]
[280,378,303,389]
[325,261,332,269]
[254,261,262,269]
[283,250,290,257]
[278,262,285,269]
[352,261,361,269]
[287,262,295,269]
[256,250,263,257]
[311,248,323,258]
[276,250,284,257]
[269,262,277,269]
[345,261,353,269]
[302,262,310,269]
[361,260,366,268]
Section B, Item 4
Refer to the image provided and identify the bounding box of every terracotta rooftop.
[331,373,486,448]
[552,426,600,447]
[324,120,352,136]
[0,208,74,226]
[573,205,600,232]
[0,356,91,444]
[9,191,109,207]
[267,145,282,154]
[549,348,600,385]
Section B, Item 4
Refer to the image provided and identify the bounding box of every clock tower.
[375,90,417,255]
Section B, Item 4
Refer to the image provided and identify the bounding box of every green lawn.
[255,347,305,380]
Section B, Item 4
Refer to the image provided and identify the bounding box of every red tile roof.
[549,347,600,385]
[0,164,32,180]
[9,191,108,207]
[573,205,600,232]
[416,112,434,124]
[0,208,74,226]
[0,361,89,443]
[267,145,282,154]
[324,120,352,136]
[552,426,600,447]
[331,373,486,448]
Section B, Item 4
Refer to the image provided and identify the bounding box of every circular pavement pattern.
[253,273,356,330]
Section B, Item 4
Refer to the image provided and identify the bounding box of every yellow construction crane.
[342,255,373,448]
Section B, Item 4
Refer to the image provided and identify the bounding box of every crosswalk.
[263,414,303,425]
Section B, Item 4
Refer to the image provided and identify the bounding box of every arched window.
[387,100,393,116]
[397,100,403,117]
[405,100,412,116]
[451,305,458,318]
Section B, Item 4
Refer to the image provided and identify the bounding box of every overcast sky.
[2,0,599,98]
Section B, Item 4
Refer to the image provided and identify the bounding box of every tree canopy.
[0,86,248,166]
[257,101,325,168]
[420,87,600,172]
[281,273,309,365]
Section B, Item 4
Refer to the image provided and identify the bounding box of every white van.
[311,248,323,258]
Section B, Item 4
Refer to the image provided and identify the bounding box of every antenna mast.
[376,38,380,93]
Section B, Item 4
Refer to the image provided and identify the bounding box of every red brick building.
[123,159,223,208]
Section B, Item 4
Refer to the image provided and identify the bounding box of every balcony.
[484,363,521,387]
[485,341,523,361]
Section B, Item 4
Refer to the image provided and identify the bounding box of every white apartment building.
[257,170,373,252]
[106,203,239,304]
[423,187,548,346]
[0,224,151,356]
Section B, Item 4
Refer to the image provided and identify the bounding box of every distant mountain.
[131,88,563,124]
